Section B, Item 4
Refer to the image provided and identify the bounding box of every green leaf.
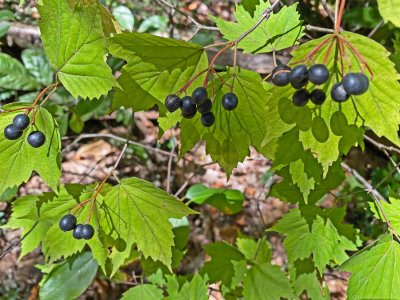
[343,7,381,28]
[236,236,271,264]
[339,234,400,299]
[186,185,245,214]
[165,274,209,300]
[21,48,54,86]
[37,0,117,99]
[378,0,400,27]
[113,6,134,31]
[266,32,400,173]
[1,194,52,258]
[99,4,122,37]
[0,103,61,193]
[211,2,304,54]
[0,23,10,38]
[101,177,196,275]
[0,10,15,21]
[39,252,98,300]
[180,69,272,176]
[268,209,341,274]
[200,241,245,287]
[0,53,41,90]
[241,0,259,17]
[121,284,164,300]
[108,31,208,119]
[289,159,315,203]
[0,186,18,202]
[242,262,296,300]
[137,15,168,33]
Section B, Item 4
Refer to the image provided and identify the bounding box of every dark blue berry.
[292,89,310,107]
[81,224,95,240]
[290,65,308,85]
[165,94,181,112]
[291,77,308,89]
[4,124,22,140]
[73,224,84,239]
[342,73,369,95]
[331,83,350,102]
[13,114,30,130]
[59,214,77,232]
[197,98,212,114]
[222,93,238,111]
[308,64,329,85]
[201,112,215,127]
[27,131,45,148]
[310,89,326,105]
[191,87,208,105]
[271,65,291,86]
[181,96,196,115]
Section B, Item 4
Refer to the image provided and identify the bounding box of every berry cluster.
[165,87,238,127]
[272,64,369,107]
[59,214,94,240]
[3,114,45,148]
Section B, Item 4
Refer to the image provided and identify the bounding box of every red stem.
[290,35,335,66]
[323,37,336,65]
[337,38,345,78]
[339,38,352,72]
[211,69,233,89]
[339,36,374,79]
[203,43,234,87]
[177,69,208,94]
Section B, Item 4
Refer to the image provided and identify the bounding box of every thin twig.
[0,222,39,259]
[368,19,384,38]
[341,162,388,203]
[306,25,335,33]
[321,0,335,22]
[363,134,400,155]
[61,133,176,158]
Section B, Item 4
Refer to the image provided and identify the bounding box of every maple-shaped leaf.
[236,236,271,264]
[377,0,400,28]
[108,32,208,122]
[200,241,245,288]
[180,69,272,176]
[0,103,61,193]
[100,177,196,275]
[264,32,400,174]
[268,209,341,274]
[339,234,400,299]
[1,194,52,258]
[37,0,117,99]
[164,274,209,300]
[289,258,330,300]
[242,262,296,300]
[211,2,304,54]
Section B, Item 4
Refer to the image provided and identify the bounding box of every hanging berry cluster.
[4,114,46,148]
[59,214,95,240]
[272,63,369,107]
[165,86,239,128]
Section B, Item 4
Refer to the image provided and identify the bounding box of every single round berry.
[180,96,196,115]
[292,89,310,107]
[222,93,238,111]
[182,111,197,119]
[201,112,215,127]
[310,89,326,105]
[197,98,212,114]
[308,64,330,85]
[59,214,77,232]
[13,114,30,130]
[81,224,95,240]
[165,94,181,112]
[27,131,45,148]
[4,124,22,140]
[73,224,84,239]
[342,73,369,95]
[291,77,308,89]
[191,87,208,105]
[271,65,291,86]
[290,65,308,84]
[331,83,350,102]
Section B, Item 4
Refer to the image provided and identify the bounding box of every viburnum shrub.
[1,0,400,299]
